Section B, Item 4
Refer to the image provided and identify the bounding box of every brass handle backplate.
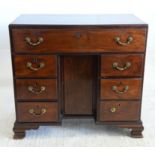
[110,107,116,113]
[112,62,131,71]
[112,85,129,94]
[28,85,46,94]
[25,37,44,46]
[114,36,133,46]
[28,108,46,116]
[26,62,45,71]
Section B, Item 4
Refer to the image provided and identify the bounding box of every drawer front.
[100,79,142,99]
[12,28,88,53]
[98,101,140,121]
[89,28,146,52]
[101,54,144,77]
[14,55,57,78]
[11,28,146,53]
[17,102,59,122]
[16,79,57,100]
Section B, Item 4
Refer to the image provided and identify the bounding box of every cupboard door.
[62,56,96,115]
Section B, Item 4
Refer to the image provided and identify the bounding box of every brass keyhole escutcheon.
[75,32,82,39]
[110,107,116,113]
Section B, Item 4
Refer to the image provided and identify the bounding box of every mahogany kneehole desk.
[9,14,148,139]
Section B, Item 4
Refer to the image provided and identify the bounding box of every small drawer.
[16,79,57,100]
[98,101,140,121]
[89,28,146,52]
[17,102,59,122]
[101,54,144,77]
[11,28,88,53]
[100,79,142,100]
[14,55,57,78]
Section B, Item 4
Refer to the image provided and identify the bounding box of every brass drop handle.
[28,108,46,116]
[112,62,131,71]
[25,37,44,46]
[26,62,45,71]
[110,107,116,113]
[112,85,129,94]
[114,36,133,46]
[28,86,46,94]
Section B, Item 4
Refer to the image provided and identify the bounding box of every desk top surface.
[11,14,146,26]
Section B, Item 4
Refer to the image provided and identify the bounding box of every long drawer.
[11,28,146,53]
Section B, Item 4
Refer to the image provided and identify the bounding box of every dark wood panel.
[100,79,142,100]
[14,55,57,78]
[11,28,146,53]
[16,79,57,100]
[101,54,144,77]
[98,101,140,121]
[17,102,59,122]
[63,55,95,115]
